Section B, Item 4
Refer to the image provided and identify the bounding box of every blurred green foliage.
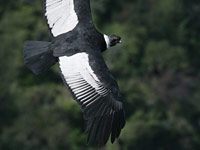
[0,0,200,149]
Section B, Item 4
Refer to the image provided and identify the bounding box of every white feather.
[59,53,108,97]
[45,0,79,37]
[104,34,110,48]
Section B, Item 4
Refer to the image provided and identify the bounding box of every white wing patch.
[45,0,79,37]
[59,53,109,106]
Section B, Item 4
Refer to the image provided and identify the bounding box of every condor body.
[24,0,125,147]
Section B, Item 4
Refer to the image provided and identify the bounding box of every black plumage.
[23,0,125,147]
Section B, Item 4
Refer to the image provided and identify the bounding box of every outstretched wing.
[44,0,93,37]
[59,52,125,146]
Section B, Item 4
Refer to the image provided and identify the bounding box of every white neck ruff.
[104,34,110,49]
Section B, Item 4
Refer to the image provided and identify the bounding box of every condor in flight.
[24,0,125,147]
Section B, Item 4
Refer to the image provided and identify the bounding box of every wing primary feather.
[97,87,108,93]
[87,117,103,146]
[82,94,100,105]
[77,89,95,99]
[94,102,107,117]
[84,98,102,117]
[85,95,101,107]
[85,118,93,133]
[58,53,126,146]
[69,81,88,88]
[67,79,85,84]
[79,92,98,102]
[72,85,91,92]
[82,95,100,106]
[100,115,112,145]
[66,78,83,83]
[95,116,106,146]
[110,111,116,143]
[74,87,92,97]
[87,118,97,144]
[96,102,109,117]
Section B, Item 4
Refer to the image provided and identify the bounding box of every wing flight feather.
[45,0,79,37]
[59,52,125,146]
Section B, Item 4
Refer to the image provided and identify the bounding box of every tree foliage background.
[0,0,200,149]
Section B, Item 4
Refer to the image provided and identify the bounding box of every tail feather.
[23,41,57,75]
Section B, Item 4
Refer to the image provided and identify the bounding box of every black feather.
[24,41,57,75]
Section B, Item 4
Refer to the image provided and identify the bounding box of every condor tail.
[23,41,57,75]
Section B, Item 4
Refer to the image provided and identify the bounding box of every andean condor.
[24,0,126,147]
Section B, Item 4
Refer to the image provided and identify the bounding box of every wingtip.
[85,109,125,147]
